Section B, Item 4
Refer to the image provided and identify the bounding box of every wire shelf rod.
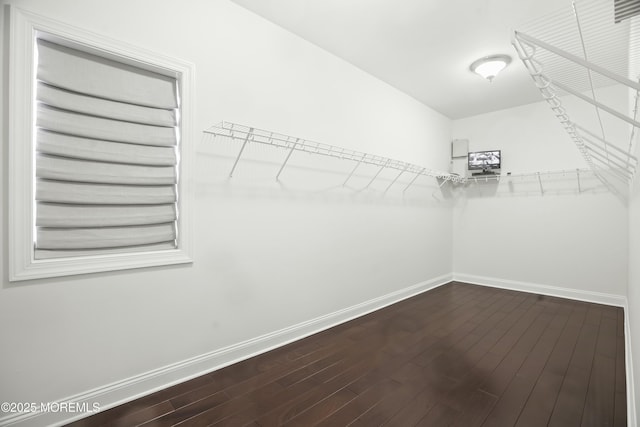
[551,80,640,128]
[590,159,632,184]
[365,160,390,189]
[343,161,361,187]
[575,124,638,163]
[536,49,631,67]
[276,139,297,181]
[384,167,407,194]
[629,87,640,158]
[228,127,253,178]
[572,0,608,149]
[586,145,635,175]
[403,169,425,193]
[587,150,634,180]
[522,0,618,33]
[577,169,582,193]
[537,172,544,194]
[515,31,640,91]
[592,168,625,197]
[469,168,594,183]
[584,144,634,174]
[581,137,636,173]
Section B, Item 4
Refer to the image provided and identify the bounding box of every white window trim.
[8,7,194,281]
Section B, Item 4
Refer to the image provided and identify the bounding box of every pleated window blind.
[34,38,180,259]
[9,9,193,281]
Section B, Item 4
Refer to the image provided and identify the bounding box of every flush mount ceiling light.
[470,54,512,82]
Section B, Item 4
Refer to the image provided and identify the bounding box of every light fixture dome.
[470,54,512,82]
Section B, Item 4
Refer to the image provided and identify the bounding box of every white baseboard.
[453,273,627,307]
[624,305,638,427]
[0,274,452,427]
[454,272,636,426]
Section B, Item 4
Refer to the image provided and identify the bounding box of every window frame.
[8,6,194,281]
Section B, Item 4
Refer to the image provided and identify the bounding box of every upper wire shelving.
[466,168,599,195]
[203,121,466,192]
[512,0,639,189]
[204,122,610,196]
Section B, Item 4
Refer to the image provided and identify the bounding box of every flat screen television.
[468,150,501,171]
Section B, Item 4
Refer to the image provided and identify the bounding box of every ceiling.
[229,0,575,119]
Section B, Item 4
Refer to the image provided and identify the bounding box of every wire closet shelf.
[511,0,639,186]
[205,122,601,194]
[203,121,466,190]
[468,168,602,195]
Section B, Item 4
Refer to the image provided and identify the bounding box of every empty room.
[1,0,639,426]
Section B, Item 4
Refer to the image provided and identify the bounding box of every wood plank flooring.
[67,282,627,426]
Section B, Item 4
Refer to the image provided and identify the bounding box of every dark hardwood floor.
[67,282,627,426]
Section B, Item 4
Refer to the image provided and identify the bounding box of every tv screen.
[468,150,501,170]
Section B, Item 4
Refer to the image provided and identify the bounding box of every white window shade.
[34,38,179,258]
[36,39,178,108]
[8,7,193,280]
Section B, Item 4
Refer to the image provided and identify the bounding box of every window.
[8,7,193,281]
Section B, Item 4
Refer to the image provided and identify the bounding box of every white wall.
[0,0,453,423]
[630,167,640,426]
[626,18,640,422]
[452,86,629,299]
[628,30,640,413]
